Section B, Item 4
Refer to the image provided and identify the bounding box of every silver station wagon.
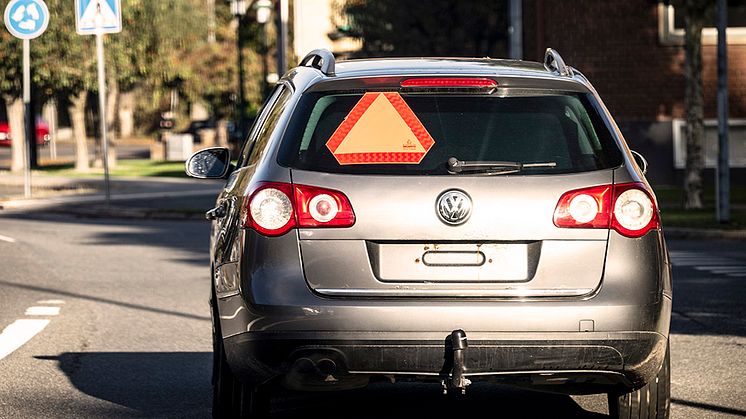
[187,48,672,419]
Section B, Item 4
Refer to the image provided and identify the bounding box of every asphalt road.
[0,210,744,418]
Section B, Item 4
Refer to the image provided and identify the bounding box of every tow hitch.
[440,329,471,395]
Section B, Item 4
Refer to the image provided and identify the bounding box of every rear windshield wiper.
[447,157,557,175]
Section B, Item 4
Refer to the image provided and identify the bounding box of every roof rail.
[544,48,572,77]
[299,49,336,76]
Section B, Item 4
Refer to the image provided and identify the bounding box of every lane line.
[0,319,50,361]
[36,300,65,305]
[0,234,16,243]
[24,306,61,316]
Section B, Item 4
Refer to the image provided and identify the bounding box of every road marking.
[24,306,61,316]
[0,300,65,361]
[0,319,50,361]
[695,266,746,270]
[0,234,16,243]
[670,252,746,278]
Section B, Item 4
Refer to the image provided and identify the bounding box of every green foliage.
[342,0,509,57]
[0,23,22,99]
[38,158,189,178]
[32,0,97,100]
[0,0,265,129]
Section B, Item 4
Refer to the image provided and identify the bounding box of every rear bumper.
[224,330,668,392]
[218,229,672,393]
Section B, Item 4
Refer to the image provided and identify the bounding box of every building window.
[658,2,746,45]
[672,119,746,169]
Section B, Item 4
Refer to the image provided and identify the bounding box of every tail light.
[294,184,355,227]
[554,182,659,238]
[400,77,498,88]
[242,182,355,236]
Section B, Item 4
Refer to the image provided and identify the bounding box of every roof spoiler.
[299,49,336,76]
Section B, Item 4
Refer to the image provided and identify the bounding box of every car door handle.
[206,202,228,220]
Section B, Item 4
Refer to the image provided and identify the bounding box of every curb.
[0,189,218,210]
[51,205,208,221]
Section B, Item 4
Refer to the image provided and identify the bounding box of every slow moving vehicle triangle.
[326,92,435,165]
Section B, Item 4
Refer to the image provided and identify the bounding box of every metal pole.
[277,0,288,76]
[27,81,37,168]
[716,0,730,223]
[237,15,247,138]
[509,0,523,60]
[96,33,111,204]
[22,39,31,198]
[48,99,57,160]
[261,24,269,99]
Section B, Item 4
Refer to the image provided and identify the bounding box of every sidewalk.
[0,173,223,220]
[1,173,745,238]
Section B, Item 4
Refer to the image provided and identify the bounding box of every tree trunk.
[105,71,118,168]
[42,100,58,160]
[683,0,707,209]
[217,119,229,147]
[68,92,90,172]
[4,96,25,173]
[118,90,136,139]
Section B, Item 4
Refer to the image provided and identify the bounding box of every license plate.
[376,243,528,282]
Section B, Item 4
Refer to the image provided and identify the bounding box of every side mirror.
[185,147,233,179]
[630,150,648,175]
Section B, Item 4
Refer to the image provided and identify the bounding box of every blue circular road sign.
[4,0,50,40]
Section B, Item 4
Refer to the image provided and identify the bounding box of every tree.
[1,0,266,173]
[682,0,709,209]
[0,25,25,173]
[103,0,209,153]
[31,0,97,172]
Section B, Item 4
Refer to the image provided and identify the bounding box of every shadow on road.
[36,352,212,417]
[0,279,210,321]
[37,352,607,418]
[272,382,608,418]
[0,210,211,267]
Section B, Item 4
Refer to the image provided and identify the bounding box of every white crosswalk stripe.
[670,251,746,278]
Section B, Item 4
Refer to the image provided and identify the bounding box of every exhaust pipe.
[283,353,368,391]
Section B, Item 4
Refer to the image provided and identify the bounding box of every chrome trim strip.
[314,288,594,298]
[219,306,245,320]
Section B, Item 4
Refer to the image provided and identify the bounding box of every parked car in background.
[180,118,244,144]
[186,48,672,419]
[0,119,50,147]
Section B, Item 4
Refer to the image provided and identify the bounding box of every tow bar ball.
[443,329,471,395]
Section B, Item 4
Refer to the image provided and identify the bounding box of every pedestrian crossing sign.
[75,0,121,35]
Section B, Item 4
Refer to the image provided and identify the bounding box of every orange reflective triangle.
[326,92,435,165]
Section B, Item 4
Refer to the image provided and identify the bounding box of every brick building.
[523,0,746,185]
[296,0,745,185]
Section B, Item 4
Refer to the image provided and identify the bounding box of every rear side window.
[238,86,293,168]
[278,92,623,175]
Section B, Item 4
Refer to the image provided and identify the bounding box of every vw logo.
[436,190,472,225]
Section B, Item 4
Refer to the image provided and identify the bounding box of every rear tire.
[212,297,270,418]
[608,342,670,419]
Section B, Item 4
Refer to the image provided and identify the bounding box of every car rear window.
[278,92,623,175]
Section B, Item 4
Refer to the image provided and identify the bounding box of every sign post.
[4,0,49,198]
[75,0,122,205]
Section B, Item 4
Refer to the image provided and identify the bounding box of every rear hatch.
[278,78,623,298]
